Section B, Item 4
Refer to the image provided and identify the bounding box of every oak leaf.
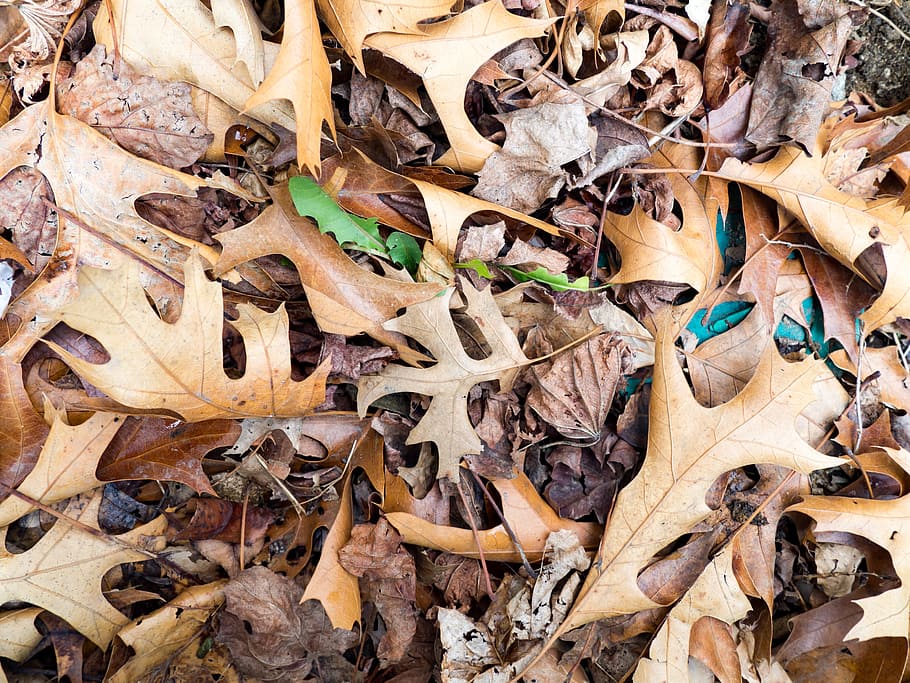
[45,251,330,422]
[550,303,840,636]
[0,354,48,492]
[212,183,442,363]
[358,281,531,480]
[365,1,554,173]
[0,491,167,647]
[244,0,333,174]
[211,0,266,86]
[0,608,43,682]
[719,142,910,331]
[315,0,454,73]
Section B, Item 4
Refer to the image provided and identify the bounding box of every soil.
[846,4,910,105]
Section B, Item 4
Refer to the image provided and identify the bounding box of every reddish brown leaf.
[0,354,48,493]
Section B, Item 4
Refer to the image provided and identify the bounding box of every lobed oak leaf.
[243,0,334,174]
[0,491,167,647]
[45,251,330,422]
[0,608,42,676]
[211,0,267,87]
[357,280,531,481]
[719,142,910,331]
[548,302,841,637]
[315,0,454,73]
[212,183,442,364]
[365,1,554,173]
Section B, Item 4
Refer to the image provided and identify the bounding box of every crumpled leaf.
[528,333,633,440]
[358,280,531,480]
[244,0,334,174]
[212,183,441,363]
[45,251,330,421]
[549,302,841,637]
[107,581,229,683]
[338,519,417,664]
[365,1,554,173]
[473,99,593,214]
[57,45,213,169]
[0,491,167,647]
[217,566,358,682]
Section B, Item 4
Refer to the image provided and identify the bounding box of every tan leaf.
[212,183,441,363]
[211,0,266,86]
[0,608,42,667]
[0,491,167,647]
[386,473,601,561]
[93,0,294,132]
[718,142,910,331]
[244,0,334,174]
[365,1,553,173]
[0,406,120,527]
[578,0,624,43]
[358,281,531,480]
[45,251,330,421]
[551,303,840,636]
[316,0,454,73]
[107,581,230,683]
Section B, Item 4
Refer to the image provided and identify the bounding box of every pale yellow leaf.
[211,0,266,86]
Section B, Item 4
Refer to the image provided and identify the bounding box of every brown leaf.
[358,280,531,480]
[702,0,752,109]
[171,498,274,545]
[47,251,330,421]
[213,183,441,363]
[57,45,213,168]
[338,519,417,664]
[217,566,358,682]
[528,333,632,440]
[97,417,239,494]
[0,354,48,493]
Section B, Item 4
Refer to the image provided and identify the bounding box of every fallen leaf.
[212,183,441,363]
[386,472,601,561]
[0,608,42,674]
[528,333,632,440]
[107,580,229,683]
[57,45,213,169]
[358,280,531,480]
[45,251,330,421]
[211,0,266,87]
[473,99,593,214]
[0,491,167,647]
[315,0,453,72]
[218,566,358,682]
[365,1,554,173]
[338,519,417,664]
[549,302,841,636]
[244,0,334,174]
[0,354,48,493]
[96,417,240,494]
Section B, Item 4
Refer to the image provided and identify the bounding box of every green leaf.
[387,232,422,275]
[288,176,387,255]
[455,259,494,279]
[501,266,600,292]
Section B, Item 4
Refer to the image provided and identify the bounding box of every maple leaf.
[45,251,330,422]
[719,141,910,331]
[547,303,841,636]
[357,280,531,481]
[315,0,454,73]
[0,491,167,647]
[365,1,554,173]
[212,183,441,363]
[244,0,334,174]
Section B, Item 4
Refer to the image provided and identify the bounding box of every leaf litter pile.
[2,0,910,680]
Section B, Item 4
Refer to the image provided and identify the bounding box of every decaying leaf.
[0,491,166,647]
[358,280,531,480]
[45,251,330,421]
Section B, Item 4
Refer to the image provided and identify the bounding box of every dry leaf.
[211,0,266,86]
[550,302,840,636]
[358,280,531,480]
[107,581,229,683]
[57,45,213,169]
[386,473,601,561]
[365,1,553,173]
[0,354,48,492]
[244,0,334,174]
[212,183,441,363]
[46,251,330,421]
[0,491,166,647]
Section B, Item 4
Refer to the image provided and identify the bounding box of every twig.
[846,0,910,43]
[456,478,496,600]
[470,470,537,579]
